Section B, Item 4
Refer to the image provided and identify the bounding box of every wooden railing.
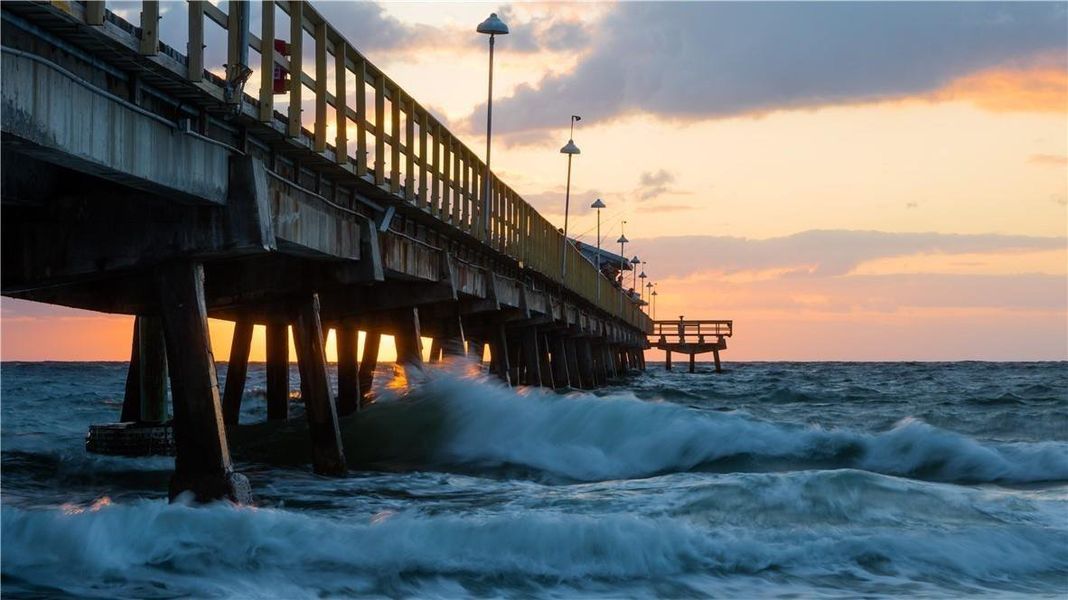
[651,320,733,343]
[49,0,650,332]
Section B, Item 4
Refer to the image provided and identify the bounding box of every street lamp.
[645,281,653,308]
[477,13,508,241]
[591,198,606,298]
[651,287,658,321]
[639,268,647,302]
[630,255,641,291]
[560,115,581,279]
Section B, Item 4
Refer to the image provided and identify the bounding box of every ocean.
[2,361,1066,598]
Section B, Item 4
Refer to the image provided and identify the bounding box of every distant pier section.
[651,319,732,373]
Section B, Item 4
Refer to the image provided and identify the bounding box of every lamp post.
[617,222,628,313]
[630,256,641,291]
[651,287,658,321]
[560,115,581,279]
[591,198,605,299]
[639,268,647,303]
[645,281,653,309]
[477,13,508,241]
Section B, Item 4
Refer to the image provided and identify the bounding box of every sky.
[2,0,1066,361]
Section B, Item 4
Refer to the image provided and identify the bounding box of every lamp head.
[590,198,605,209]
[631,256,641,264]
[617,234,629,244]
[639,271,647,279]
[560,139,580,155]
[476,13,509,35]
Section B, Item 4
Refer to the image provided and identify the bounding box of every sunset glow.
[2,1,1065,361]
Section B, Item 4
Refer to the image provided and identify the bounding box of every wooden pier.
[651,319,732,373]
[1,0,651,503]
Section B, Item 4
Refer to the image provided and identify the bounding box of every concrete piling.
[551,335,571,389]
[358,330,381,406]
[221,319,253,426]
[156,261,249,503]
[576,339,595,389]
[293,294,347,476]
[335,324,360,416]
[565,338,583,388]
[120,318,143,422]
[265,322,290,421]
[393,308,424,371]
[489,325,511,385]
[538,333,555,389]
[520,328,543,386]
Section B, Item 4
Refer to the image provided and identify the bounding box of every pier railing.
[652,320,733,343]
[47,0,650,332]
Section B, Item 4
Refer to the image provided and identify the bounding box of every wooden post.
[489,325,511,385]
[551,335,571,389]
[222,319,253,426]
[665,349,672,371]
[156,261,249,503]
[539,333,555,389]
[257,0,273,121]
[313,21,327,152]
[576,338,595,389]
[428,338,443,363]
[393,308,423,369]
[374,73,385,185]
[286,0,303,138]
[86,0,105,25]
[565,338,583,389]
[390,87,401,194]
[358,330,380,406]
[355,58,367,176]
[521,328,542,386]
[689,353,696,374]
[507,333,522,385]
[713,348,722,373]
[139,1,159,56]
[265,322,289,421]
[336,324,360,416]
[293,295,347,476]
[334,39,348,164]
[405,97,415,202]
[120,317,143,422]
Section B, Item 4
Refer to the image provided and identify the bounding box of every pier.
[651,319,733,373]
[1,0,651,502]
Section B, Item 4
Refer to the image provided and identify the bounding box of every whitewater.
[2,361,1066,598]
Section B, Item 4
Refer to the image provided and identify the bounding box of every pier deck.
[1,0,651,502]
[651,319,732,373]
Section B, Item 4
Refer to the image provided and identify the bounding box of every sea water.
[2,361,1066,598]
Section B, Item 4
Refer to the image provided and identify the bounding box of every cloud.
[633,230,1066,279]
[467,2,1067,134]
[1029,153,1068,166]
[637,169,676,201]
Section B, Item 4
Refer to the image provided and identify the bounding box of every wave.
[343,371,1068,484]
[3,497,1066,598]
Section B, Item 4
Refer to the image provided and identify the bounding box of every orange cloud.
[931,60,1068,113]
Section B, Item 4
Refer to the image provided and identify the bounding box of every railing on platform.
[651,320,733,343]
[44,0,649,332]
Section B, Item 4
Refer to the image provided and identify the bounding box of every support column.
[713,348,722,373]
[489,325,511,385]
[428,338,443,363]
[565,338,583,389]
[689,353,696,373]
[120,318,142,422]
[539,333,555,389]
[265,323,289,421]
[358,330,381,406]
[468,339,485,364]
[293,294,347,476]
[222,319,253,426]
[156,261,249,503]
[137,316,169,423]
[440,314,467,358]
[336,324,361,416]
[551,335,571,389]
[602,343,616,380]
[393,308,423,371]
[520,328,543,386]
[577,338,595,389]
[666,349,672,371]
